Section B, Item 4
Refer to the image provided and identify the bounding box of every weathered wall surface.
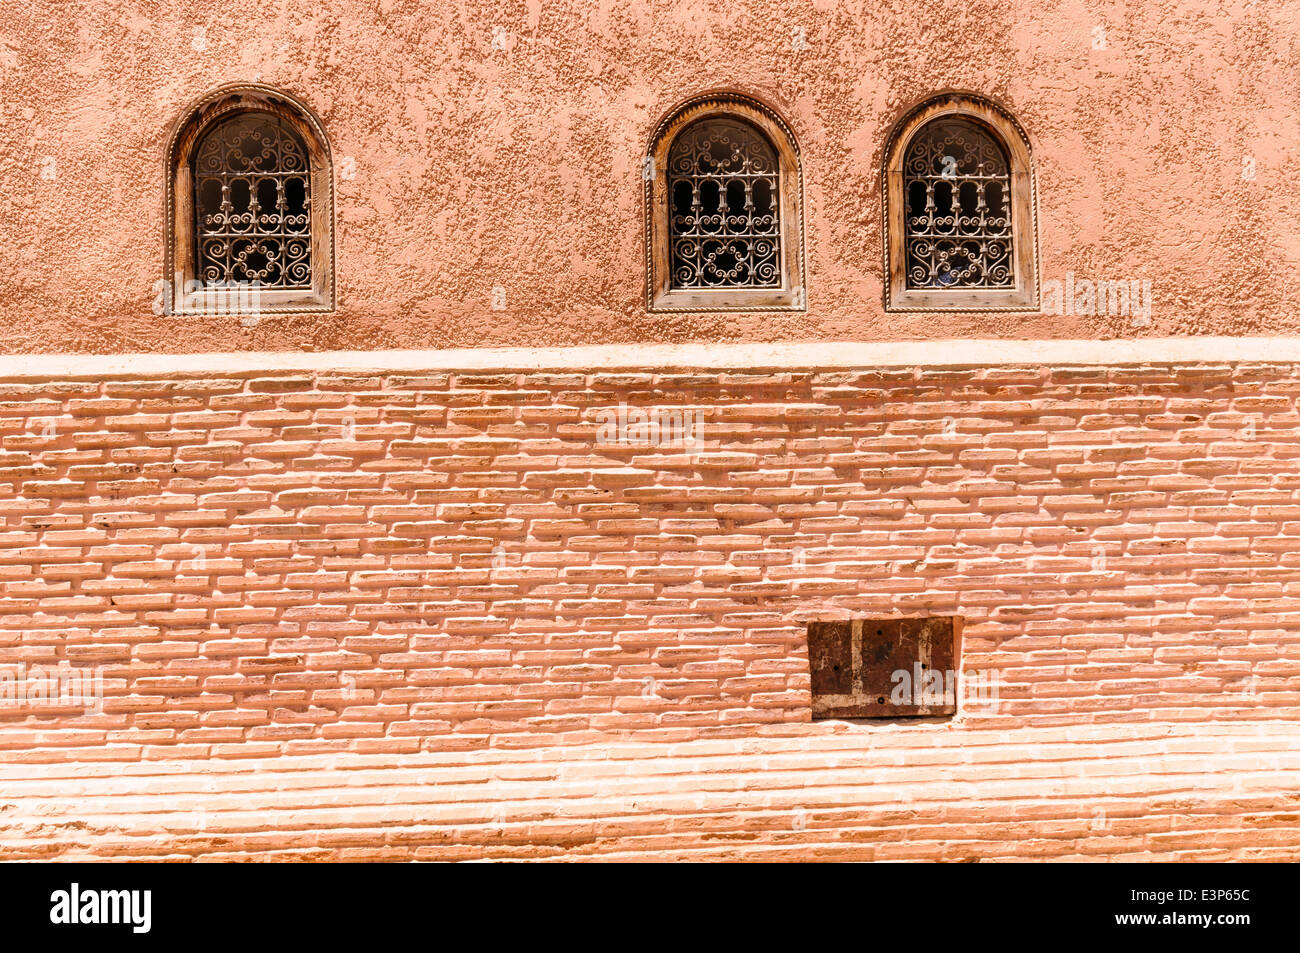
[6,723,1300,860]
[1,343,1299,860]
[1,0,1299,353]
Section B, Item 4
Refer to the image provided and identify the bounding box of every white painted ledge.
[0,337,1297,379]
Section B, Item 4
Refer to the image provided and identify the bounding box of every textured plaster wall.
[0,0,1298,353]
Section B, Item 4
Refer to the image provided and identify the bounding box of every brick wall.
[2,341,1298,858]
[3,345,1300,761]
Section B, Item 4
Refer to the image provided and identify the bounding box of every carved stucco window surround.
[165,83,335,315]
[883,92,1039,312]
[645,92,806,312]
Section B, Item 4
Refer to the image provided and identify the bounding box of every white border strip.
[0,337,1296,380]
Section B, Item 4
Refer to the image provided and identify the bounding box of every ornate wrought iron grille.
[193,113,311,289]
[903,118,1013,289]
[667,118,781,289]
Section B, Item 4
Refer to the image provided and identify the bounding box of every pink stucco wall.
[1,0,1297,354]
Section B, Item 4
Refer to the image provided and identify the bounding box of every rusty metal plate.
[808,617,956,719]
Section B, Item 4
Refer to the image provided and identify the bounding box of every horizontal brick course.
[2,723,1297,861]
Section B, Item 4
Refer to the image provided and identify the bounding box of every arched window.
[166,84,333,315]
[646,93,805,311]
[884,94,1037,311]
[193,114,312,290]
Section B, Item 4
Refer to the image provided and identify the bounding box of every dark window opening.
[808,617,958,718]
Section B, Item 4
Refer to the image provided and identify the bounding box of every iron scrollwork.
[193,113,312,290]
[903,118,1013,290]
[667,118,781,289]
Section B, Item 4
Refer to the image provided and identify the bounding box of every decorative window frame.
[164,83,334,315]
[883,93,1039,312]
[645,92,806,313]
